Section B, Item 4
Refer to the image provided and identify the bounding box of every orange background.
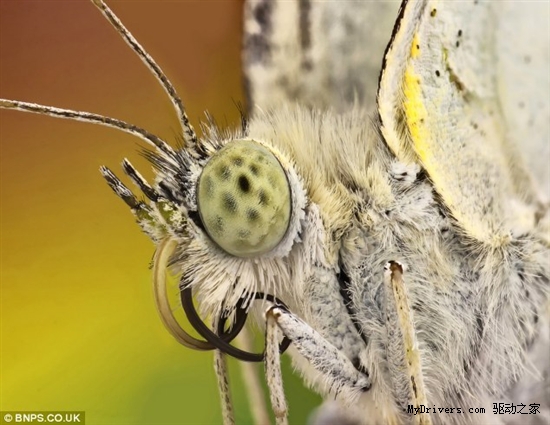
[0,1,319,424]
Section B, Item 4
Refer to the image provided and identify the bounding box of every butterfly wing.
[378,2,550,419]
[495,1,550,201]
[243,0,400,113]
[496,5,550,415]
[378,0,549,245]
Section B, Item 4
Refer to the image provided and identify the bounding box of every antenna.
[91,0,198,149]
[0,99,177,162]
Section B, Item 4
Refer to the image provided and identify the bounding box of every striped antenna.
[0,99,177,162]
[91,0,198,150]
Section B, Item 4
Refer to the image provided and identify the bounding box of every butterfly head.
[115,124,311,318]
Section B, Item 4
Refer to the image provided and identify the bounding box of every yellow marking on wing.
[402,52,510,246]
[402,56,460,235]
[402,65,466,237]
[403,66,429,162]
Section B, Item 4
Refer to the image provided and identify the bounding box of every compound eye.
[197,140,291,257]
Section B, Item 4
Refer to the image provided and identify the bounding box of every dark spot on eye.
[218,165,231,180]
[232,156,243,166]
[458,29,463,37]
[213,215,224,234]
[420,118,425,123]
[435,70,441,77]
[203,176,214,197]
[456,41,460,47]
[472,122,479,130]
[238,229,251,238]
[249,164,260,175]
[258,190,269,206]
[238,175,250,193]
[222,193,238,214]
[430,8,437,17]
[247,209,260,222]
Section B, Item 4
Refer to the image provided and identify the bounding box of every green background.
[0,1,320,424]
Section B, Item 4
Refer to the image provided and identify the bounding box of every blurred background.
[0,1,320,424]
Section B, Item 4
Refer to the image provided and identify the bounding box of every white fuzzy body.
[256,107,548,425]
[169,104,549,424]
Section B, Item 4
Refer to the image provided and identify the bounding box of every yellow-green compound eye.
[197,140,291,257]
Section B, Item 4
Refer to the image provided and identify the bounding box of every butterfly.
[1,1,548,425]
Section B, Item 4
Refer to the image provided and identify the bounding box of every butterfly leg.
[264,305,372,404]
[382,262,431,425]
[264,311,289,425]
[214,348,235,425]
[237,327,271,425]
[265,263,431,425]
